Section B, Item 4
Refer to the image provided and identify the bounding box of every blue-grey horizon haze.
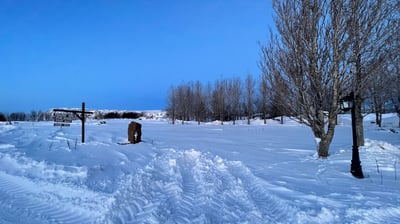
[0,0,273,113]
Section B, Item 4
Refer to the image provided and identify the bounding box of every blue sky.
[0,0,273,112]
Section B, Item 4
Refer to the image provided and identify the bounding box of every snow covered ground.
[0,114,399,223]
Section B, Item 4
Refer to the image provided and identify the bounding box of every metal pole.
[82,102,85,143]
[350,92,364,178]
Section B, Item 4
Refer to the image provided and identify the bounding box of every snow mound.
[0,152,87,185]
[106,148,297,223]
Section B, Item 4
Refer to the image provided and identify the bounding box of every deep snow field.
[0,114,399,224]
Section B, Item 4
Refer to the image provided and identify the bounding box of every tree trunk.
[375,111,382,127]
[397,101,400,127]
[171,110,175,125]
[355,95,365,146]
[315,126,330,158]
[398,112,400,128]
[317,112,337,158]
[318,139,330,158]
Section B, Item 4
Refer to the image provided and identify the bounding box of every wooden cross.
[53,102,93,143]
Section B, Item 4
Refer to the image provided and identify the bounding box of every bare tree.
[212,79,227,125]
[193,81,206,125]
[0,113,6,122]
[175,84,191,124]
[262,0,394,156]
[30,110,38,122]
[394,66,400,126]
[228,77,242,125]
[366,56,396,127]
[393,44,400,127]
[203,81,214,122]
[259,73,269,124]
[259,36,291,124]
[388,1,400,127]
[348,0,393,145]
[261,0,353,157]
[167,85,177,124]
[245,74,255,125]
[8,112,27,121]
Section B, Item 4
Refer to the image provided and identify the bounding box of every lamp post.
[340,92,364,178]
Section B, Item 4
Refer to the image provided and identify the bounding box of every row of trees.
[166,0,399,158]
[0,110,144,122]
[166,74,279,125]
[0,113,7,122]
[93,111,143,119]
[259,0,399,157]
[0,111,53,122]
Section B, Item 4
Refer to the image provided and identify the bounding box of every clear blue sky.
[0,0,273,112]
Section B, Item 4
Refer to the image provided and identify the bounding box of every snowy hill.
[0,115,399,223]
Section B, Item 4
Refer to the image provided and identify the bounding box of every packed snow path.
[0,117,400,223]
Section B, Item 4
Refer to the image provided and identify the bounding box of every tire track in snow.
[0,171,113,224]
[226,161,297,223]
[107,149,297,223]
[0,152,88,185]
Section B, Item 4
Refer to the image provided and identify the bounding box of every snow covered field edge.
[0,114,399,223]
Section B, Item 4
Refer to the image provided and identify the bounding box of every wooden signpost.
[53,102,93,143]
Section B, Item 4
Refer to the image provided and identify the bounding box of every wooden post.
[82,102,85,143]
[53,102,92,144]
